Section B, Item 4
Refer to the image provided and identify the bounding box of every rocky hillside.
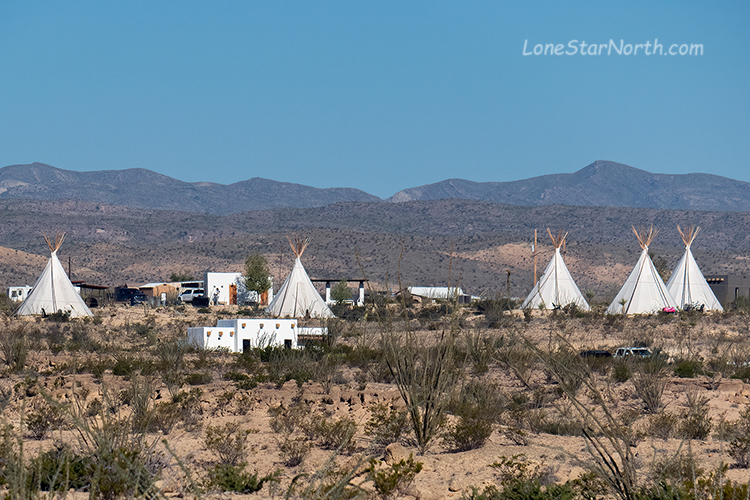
[1,198,748,299]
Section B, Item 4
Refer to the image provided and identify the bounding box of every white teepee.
[15,233,93,318]
[666,226,723,311]
[522,229,590,311]
[606,226,678,315]
[265,236,335,318]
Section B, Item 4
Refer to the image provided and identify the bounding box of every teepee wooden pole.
[43,234,54,252]
[677,225,700,248]
[632,225,658,249]
[43,232,66,253]
[286,235,310,258]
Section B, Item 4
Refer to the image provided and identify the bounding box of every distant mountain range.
[1,160,749,214]
[389,160,750,212]
[0,163,379,214]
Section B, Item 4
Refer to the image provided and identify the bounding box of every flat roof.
[71,281,110,290]
[309,279,369,282]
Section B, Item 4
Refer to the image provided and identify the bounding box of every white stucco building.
[187,318,326,352]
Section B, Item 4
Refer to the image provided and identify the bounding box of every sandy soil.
[2,303,750,499]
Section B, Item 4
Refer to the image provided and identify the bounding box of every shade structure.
[522,247,590,311]
[15,235,92,318]
[265,257,334,318]
[666,226,723,311]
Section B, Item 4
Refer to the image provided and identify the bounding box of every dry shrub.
[676,389,712,440]
[542,345,587,396]
[367,453,423,498]
[495,337,537,387]
[646,412,677,440]
[490,453,556,487]
[155,338,189,396]
[461,328,496,374]
[364,400,409,452]
[0,325,30,372]
[382,327,456,454]
[269,399,310,435]
[66,384,165,498]
[119,375,155,432]
[647,447,705,492]
[528,338,639,499]
[632,357,668,414]
[307,414,357,454]
[728,406,750,468]
[278,436,311,467]
[269,397,313,467]
[444,380,505,452]
[26,401,66,440]
[204,422,255,466]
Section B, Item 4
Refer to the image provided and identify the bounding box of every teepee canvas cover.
[666,226,723,311]
[522,229,590,311]
[15,234,93,318]
[606,226,678,315]
[265,236,334,318]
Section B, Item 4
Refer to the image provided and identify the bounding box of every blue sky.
[1,1,748,198]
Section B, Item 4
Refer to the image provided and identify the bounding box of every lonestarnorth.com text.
[522,39,704,56]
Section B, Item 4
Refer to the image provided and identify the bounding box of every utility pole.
[505,269,511,298]
[533,229,538,285]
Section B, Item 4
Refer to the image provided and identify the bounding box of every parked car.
[580,350,612,358]
[116,287,143,302]
[178,288,204,304]
[613,347,651,358]
[129,291,148,306]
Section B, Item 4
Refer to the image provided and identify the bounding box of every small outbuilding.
[203,272,273,306]
[139,283,179,303]
[404,286,473,303]
[187,318,326,352]
[7,286,33,302]
[706,274,750,306]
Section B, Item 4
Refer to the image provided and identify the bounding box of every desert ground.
[1,299,750,499]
